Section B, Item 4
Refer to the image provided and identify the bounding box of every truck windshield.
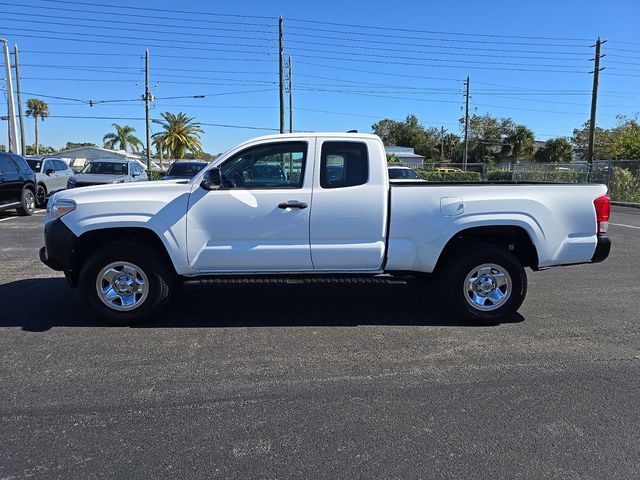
[82,162,128,175]
[167,163,206,177]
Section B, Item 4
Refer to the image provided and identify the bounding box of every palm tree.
[25,98,49,155]
[102,124,143,152]
[152,112,203,159]
[507,125,535,161]
[535,138,574,163]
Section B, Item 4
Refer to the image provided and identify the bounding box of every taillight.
[594,195,610,236]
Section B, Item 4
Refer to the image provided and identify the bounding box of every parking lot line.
[0,210,45,223]
[610,223,640,230]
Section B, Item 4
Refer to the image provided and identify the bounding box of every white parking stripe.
[0,210,45,223]
[610,223,640,230]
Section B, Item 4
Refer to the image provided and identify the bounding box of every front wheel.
[443,245,527,325]
[79,241,174,325]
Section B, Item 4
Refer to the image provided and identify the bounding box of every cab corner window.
[320,141,369,189]
[220,141,307,189]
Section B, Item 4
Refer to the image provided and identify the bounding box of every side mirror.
[200,168,222,190]
[131,171,140,177]
[45,168,55,175]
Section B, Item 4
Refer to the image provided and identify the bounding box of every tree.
[102,124,143,152]
[25,144,57,155]
[611,118,640,159]
[25,98,49,155]
[372,115,440,160]
[534,138,573,163]
[507,125,535,161]
[571,121,617,160]
[464,114,515,163]
[152,112,203,159]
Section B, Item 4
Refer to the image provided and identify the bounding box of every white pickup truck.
[40,132,611,325]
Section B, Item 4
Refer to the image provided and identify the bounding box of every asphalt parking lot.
[1,206,639,479]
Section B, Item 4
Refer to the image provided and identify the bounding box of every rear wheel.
[79,241,174,325]
[443,245,527,325]
[17,187,36,216]
[35,184,47,208]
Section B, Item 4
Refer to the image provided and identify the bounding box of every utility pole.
[144,49,151,170]
[279,16,285,134]
[13,45,25,156]
[440,126,445,162]
[587,37,606,180]
[288,55,293,134]
[463,76,470,170]
[1,39,19,154]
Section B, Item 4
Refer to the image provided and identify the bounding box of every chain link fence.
[393,160,640,204]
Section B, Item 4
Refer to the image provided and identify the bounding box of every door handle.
[278,200,308,209]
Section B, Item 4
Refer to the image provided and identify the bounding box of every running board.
[183,275,407,290]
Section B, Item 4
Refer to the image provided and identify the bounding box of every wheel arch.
[433,225,540,274]
[70,227,178,285]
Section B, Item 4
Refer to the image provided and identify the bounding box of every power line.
[5,1,276,26]
[286,16,592,42]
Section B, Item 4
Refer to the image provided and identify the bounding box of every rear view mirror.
[200,168,222,190]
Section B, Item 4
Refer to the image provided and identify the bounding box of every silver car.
[26,157,74,207]
[67,159,148,189]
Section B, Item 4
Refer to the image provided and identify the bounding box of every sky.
[1,0,639,154]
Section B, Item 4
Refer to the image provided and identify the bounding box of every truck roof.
[242,132,381,143]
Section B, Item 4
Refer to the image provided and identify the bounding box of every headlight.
[47,198,76,220]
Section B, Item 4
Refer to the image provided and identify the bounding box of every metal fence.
[393,160,640,203]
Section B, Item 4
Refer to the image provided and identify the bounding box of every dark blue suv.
[0,152,37,216]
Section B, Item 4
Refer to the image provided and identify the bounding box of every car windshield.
[26,160,42,172]
[167,163,206,177]
[82,162,128,175]
[389,168,420,179]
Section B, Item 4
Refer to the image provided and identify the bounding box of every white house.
[384,146,425,168]
[49,146,159,170]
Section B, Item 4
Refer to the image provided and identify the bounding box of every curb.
[612,201,640,209]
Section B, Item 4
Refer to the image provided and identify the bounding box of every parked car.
[0,152,37,216]
[161,161,207,180]
[26,157,74,207]
[67,159,148,189]
[40,132,611,326]
[388,166,423,181]
[436,167,463,173]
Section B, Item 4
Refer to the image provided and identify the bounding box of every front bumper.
[40,218,79,286]
[591,236,611,263]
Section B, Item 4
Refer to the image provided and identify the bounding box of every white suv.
[26,157,74,207]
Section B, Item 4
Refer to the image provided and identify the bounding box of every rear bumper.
[591,236,611,263]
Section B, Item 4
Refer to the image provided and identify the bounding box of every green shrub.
[609,167,640,203]
[487,170,513,181]
[416,170,482,182]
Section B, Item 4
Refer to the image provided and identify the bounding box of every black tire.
[35,184,47,208]
[79,241,175,325]
[17,187,36,216]
[442,244,527,325]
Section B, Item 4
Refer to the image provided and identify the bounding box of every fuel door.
[440,196,464,217]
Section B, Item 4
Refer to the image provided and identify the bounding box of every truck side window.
[220,141,307,189]
[320,141,368,189]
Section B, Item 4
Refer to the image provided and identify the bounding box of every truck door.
[309,139,388,271]
[186,140,314,272]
